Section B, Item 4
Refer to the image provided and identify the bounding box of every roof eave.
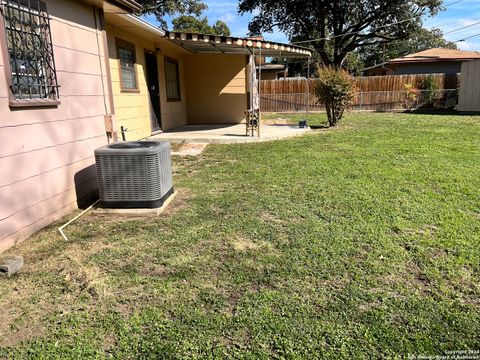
[390,58,480,64]
[109,0,142,12]
[117,14,165,36]
[164,31,312,58]
[80,0,142,13]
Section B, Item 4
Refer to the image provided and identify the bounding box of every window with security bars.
[116,39,137,91]
[165,59,180,101]
[1,0,59,102]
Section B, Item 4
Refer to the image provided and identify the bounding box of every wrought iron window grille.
[1,0,59,101]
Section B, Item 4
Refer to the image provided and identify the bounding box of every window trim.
[115,38,139,93]
[164,57,181,102]
[0,0,60,108]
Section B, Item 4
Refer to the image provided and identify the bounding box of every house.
[104,20,310,140]
[0,0,310,252]
[257,64,287,80]
[363,48,480,76]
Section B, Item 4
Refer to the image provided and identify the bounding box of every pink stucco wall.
[0,0,112,252]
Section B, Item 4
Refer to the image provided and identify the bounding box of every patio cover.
[165,31,312,58]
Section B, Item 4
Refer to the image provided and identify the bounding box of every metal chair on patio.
[245,109,260,137]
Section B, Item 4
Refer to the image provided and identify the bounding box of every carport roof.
[165,31,312,58]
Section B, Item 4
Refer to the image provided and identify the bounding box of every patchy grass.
[263,111,329,127]
[1,112,480,358]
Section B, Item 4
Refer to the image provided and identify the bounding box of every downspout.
[93,6,117,142]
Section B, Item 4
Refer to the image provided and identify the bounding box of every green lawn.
[1,112,480,359]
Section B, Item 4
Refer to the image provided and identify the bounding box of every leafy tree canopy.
[360,27,457,68]
[136,0,207,28]
[212,20,232,37]
[172,15,231,35]
[285,26,456,76]
[239,0,443,66]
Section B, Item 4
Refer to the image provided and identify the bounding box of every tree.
[212,20,231,36]
[172,15,211,33]
[238,0,443,67]
[360,27,457,68]
[315,66,355,127]
[136,0,207,28]
[172,15,232,35]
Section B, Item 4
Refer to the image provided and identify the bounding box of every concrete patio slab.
[172,143,209,156]
[93,190,178,216]
[148,124,310,144]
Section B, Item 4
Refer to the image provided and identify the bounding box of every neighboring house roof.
[165,31,312,58]
[390,48,480,64]
[360,61,392,72]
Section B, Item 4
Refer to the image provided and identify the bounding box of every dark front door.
[145,51,161,132]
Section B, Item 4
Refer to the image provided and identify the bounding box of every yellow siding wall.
[106,27,150,140]
[157,40,189,130]
[106,28,188,137]
[184,54,248,124]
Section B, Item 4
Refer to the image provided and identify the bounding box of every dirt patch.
[399,224,438,238]
[263,118,291,125]
[172,143,208,156]
[229,235,276,254]
[103,332,118,354]
[0,238,116,348]
[139,264,169,277]
[0,321,47,348]
[169,142,185,152]
[259,212,285,224]
[406,261,429,285]
[59,254,110,299]
[427,247,448,260]
[160,188,193,216]
[231,237,259,252]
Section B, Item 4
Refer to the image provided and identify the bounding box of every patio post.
[307,56,311,115]
[258,45,262,137]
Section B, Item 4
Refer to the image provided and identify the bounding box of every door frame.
[144,49,162,132]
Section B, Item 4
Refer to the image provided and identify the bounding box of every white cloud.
[219,12,236,22]
[457,41,473,50]
[458,18,480,26]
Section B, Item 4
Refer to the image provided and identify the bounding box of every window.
[116,39,138,91]
[165,58,180,101]
[1,0,59,104]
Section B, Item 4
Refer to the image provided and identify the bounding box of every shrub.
[315,66,355,127]
[403,83,420,111]
[418,74,438,105]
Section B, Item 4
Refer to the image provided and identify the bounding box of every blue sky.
[144,0,480,51]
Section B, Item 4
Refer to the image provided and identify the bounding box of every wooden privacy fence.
[260,74,459,112]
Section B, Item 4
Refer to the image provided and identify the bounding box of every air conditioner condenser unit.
[94,141,173,208]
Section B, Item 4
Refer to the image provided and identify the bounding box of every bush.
[418,74,438,105]
[315,66,355,127]
[403,83,420,111]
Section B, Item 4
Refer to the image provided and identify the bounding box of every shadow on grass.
[407,108,464,116]
[310,124,330,129]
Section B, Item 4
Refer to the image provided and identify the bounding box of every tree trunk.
[325,102,336,127]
